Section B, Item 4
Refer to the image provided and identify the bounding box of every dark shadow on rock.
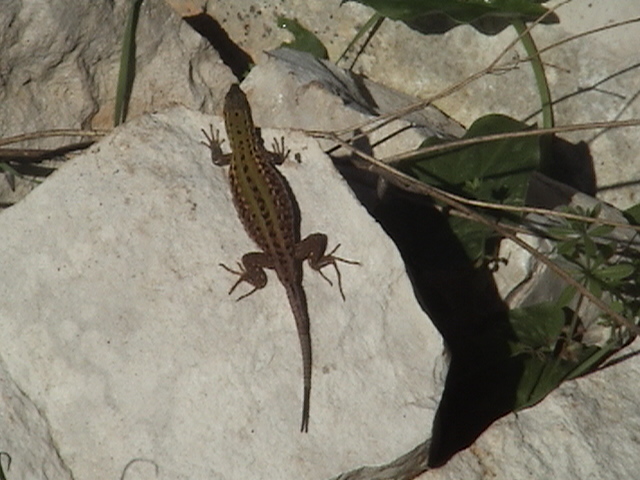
[184,13,253,80]
[335,152,523,468]
[427,312,524,467]
[545,136,596,197]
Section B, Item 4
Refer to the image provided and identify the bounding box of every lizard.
[202,83,357,432]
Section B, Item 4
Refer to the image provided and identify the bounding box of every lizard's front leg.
[201,125,231,166]
[220,251,275,300]
[295,233,359,300]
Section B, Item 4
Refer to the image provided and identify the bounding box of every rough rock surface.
[0,107,439,480]
[1,0,640,479]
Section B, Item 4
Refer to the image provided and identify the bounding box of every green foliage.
[623,202,640,226]
[399,114,540,261]
[336,13,385,65]
[338,0,635,443]
[513,337,616,410]
[396,114,638,424]
[277,17,329,59]
[550,205,640,320]
[406,115,539,205]
[350,0,549,22]
[114,0,144,126]
[347,0,558,34]
[506,303,620,410]
[0,162,20,191]
[508,303,565,356]
[499,203,640,412]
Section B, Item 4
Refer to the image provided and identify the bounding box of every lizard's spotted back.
[204,84,358,432]
[223,85,298,274]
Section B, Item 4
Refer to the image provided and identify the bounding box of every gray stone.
[0,107,440,480]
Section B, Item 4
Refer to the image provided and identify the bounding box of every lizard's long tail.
[285,282,312,432]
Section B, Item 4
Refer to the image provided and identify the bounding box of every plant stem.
[512,18,555,175]
[114,0,144,127]
[512,19,554,130]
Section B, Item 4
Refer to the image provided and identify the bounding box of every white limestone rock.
[0,107,440,480]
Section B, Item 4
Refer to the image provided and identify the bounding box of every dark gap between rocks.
[184,13,253,80]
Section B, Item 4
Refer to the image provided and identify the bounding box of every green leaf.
[586,277,602,299]
[582,233,597,258]
[399,114,540,262]
[507,303,619,410]
[114,0,144,126]
[556,237,579,258]
[403,115,540,206]
[0,162,21,191]
[349,0,549,22]
[589,203,603,219]
[547,225,577,240]
[563,342,617,380]
[448,214,497,261]
[594,263,635,282]
[515,338,620,411]
[508,303,565,353]
[337,13,384,64]
[588,223,615,238]
[277,17,329,59]
[507,303,568,409]
[347,0,557,34]
[556,285,577,308]
[623,202,640,226]
[608,299,625,314]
